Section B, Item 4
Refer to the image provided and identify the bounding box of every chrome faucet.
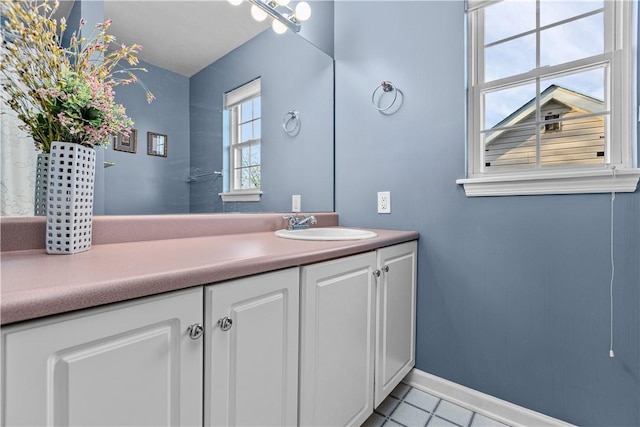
[283,214,318,230]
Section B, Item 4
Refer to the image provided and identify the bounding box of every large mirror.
[0,0,334,216]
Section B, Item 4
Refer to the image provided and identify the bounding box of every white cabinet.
[1,241,416,427]
[374,241,417,407]
[299,241,417,427]
[1,288,204,427]
[299,252,377,427]
[204,268,299,427]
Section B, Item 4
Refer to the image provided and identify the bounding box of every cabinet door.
[2,288,204,427]
[374,241,417,407]
[299,252,377,427]
[205,268,299,427]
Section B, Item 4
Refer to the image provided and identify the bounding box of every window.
[458,0,639,196]
[221,78,262,202]
[544,114,560,133]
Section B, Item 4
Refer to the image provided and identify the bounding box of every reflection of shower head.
[185,168,223,183]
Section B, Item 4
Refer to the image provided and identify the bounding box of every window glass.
[484,0,536,44]
[539,67,606,112]
[251,146,260,165]
[253,118,261,140]
[540,13,604,67]
[540,0,603,27]
[483,127,538,171]
[539,117,606,167]
[485,34,536,82]
[241,166,260,189]
[483,82,536,129]
[241,99,253,123]
[253,97,261,118]
[240,122,253,143]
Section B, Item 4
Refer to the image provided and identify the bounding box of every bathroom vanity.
[0,214,417,426]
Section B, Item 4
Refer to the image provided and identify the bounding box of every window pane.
[483,127,537,171]
[540,13,604,67]
[241,100,253,123]
[241,166,260,189]
[540,117,606,167]
[240,147,251,166]
[253,118,261,140]
[253,97,261,118]
[540,0,603,27]
[485,34,536,82]
[251,145,260,165]
[484,82,536,129]
[484,0,535,45]
[540,67,606,113]
[240,122,253,143]
[241,169,251,189]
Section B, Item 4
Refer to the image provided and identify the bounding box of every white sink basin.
[275,227,378,241]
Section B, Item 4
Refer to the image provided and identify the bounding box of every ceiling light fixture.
[228,0,311,34]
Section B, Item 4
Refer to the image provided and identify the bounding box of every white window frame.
[220,78,262,202]
[458,0,640,197]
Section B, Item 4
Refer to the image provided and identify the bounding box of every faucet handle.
[282,215,297,230]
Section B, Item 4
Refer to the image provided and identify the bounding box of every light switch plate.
[292,195,301,213]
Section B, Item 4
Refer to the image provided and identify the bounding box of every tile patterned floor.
[362,383,511,427]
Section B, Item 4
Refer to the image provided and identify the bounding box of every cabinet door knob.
[382,265,390,273]
[218,317,233,331]
[187,323,204,340]
[373,269,381,278]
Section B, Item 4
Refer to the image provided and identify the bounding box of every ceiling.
[58,1,271,77]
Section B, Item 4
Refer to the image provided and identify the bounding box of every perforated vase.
[46,142,96,254]
[34,153,50,216]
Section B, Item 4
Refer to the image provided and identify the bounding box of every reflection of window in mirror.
[221,78,262,201]
[147,132,168,157]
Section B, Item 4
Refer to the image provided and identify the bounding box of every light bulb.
[227,0,243,5]
[272,18,288,34]
[275,0,291,5]
[250,4,268,21]
[294,1,311,21]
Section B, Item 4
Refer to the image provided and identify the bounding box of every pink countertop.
[1,227,418,325]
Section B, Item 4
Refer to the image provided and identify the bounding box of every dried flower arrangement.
[0,0,153,153]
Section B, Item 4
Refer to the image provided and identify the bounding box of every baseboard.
[403,369,575,427]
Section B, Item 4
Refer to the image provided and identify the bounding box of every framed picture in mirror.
[113,129,137,154]
[147,132,168,157]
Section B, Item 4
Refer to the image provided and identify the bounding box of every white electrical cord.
[609,166,616,358]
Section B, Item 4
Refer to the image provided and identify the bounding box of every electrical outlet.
[292,195,301,213]
[377,191,391,214]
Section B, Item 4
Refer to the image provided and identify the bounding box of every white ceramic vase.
[45,141,96,254]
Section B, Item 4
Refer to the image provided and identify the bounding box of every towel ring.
[371,81,398,112]
[282,110,301,135]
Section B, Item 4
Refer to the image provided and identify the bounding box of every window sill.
[456,168,640,197]
[219,191,263,202]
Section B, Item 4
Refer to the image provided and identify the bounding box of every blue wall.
[334,2,640,426]
[108,60,190,214]
[299,0,335,58]
[189,29,333,214]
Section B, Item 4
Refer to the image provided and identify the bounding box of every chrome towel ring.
[371,81,399,112]
[282,110,301,135]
